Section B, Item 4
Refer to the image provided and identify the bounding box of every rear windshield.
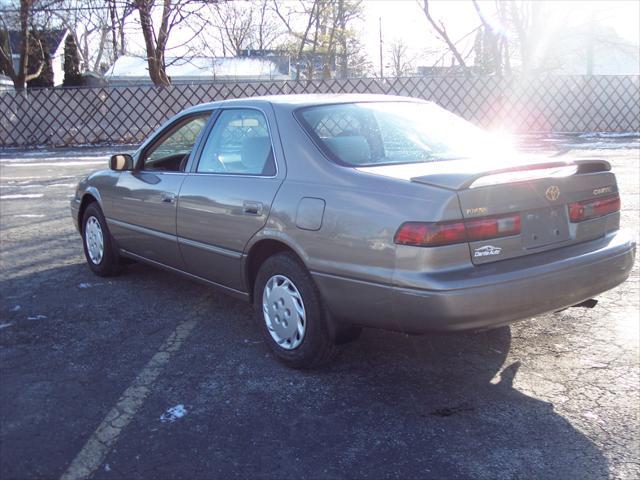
[296,101,488,167]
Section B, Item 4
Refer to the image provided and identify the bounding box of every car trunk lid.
[360,157,618,264]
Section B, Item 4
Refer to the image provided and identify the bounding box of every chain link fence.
[0,75,638,148]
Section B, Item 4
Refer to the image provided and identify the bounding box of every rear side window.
[296,102,489,167]
[196,109,276,176]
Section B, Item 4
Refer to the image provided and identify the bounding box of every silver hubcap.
[85,216,104,265]
[262,275,306,350]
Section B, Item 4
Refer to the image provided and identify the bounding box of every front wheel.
[81,202,121,277]
[253,253,337,368]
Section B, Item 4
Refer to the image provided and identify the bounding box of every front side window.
[296,102,491,167]
[143,114,210,171]
[196,109,276,176]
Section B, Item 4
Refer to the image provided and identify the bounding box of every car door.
[108,112,211,268]
[176,106,285,292]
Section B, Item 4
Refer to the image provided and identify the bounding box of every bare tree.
[274,0,364,80]
[344,35,372,77]
[0,0,60,90]
[53,0,116,73]
[507,0,545,73]
[388,38,415,77]
[188,0,283,60]
[213,1,254,56]
[471,0,502,74]
[134,0,205,86]
[254,0,281,50]
[420,0,468,70]
[274,0,320,80]
[322,0,363,79]
[108,0,135,63]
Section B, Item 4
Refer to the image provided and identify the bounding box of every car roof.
[183,93,430,114]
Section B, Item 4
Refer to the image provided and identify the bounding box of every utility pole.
[586,14,595,75]
[379,17,384,78]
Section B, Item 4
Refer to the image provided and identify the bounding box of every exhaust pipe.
[571,299,598,309]
[555,298,598,313]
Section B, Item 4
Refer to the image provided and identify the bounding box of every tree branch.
[421,0,468,71]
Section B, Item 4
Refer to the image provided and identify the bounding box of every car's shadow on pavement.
[307,326,608,479]
[1,262,609,479]
[217,322,609,479]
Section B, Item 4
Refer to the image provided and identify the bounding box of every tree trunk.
[294,0,319,81]
[137,0,171,87]
[15,0,32,90]
[338,0,347,79]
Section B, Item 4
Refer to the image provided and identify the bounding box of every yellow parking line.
[60,319,198,480]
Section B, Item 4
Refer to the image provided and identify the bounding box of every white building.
[8,29,69,86]
[104,55,291,86]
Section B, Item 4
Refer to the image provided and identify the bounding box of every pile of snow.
[160,404,187,423]
[106,55,288,81]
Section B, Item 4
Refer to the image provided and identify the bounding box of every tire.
[253,252,338,368]
[81,202,121,277]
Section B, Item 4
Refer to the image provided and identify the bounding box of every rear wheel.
[82,202,120,277]
[253,252,337,368]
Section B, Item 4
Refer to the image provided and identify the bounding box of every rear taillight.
[569,194,620,222]
[393,221,467,247]
[465,214,521,242]
[394,213,521,247]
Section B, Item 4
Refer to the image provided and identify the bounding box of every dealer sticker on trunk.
[474,245,502,257]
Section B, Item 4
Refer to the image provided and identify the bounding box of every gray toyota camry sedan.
[71,94,636,368]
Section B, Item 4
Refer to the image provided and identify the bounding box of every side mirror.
[110,154,134,171]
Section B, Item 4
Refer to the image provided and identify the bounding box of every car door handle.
[243,201,263,215]
[161,192,176,203]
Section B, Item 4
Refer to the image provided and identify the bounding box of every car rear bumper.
[312,230,636,333]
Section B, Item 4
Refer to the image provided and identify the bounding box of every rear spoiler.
[410,159,611,191]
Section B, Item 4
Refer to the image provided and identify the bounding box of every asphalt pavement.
[0,135,638,479]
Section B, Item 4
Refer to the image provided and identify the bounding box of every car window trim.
[190,106,279,179]
[138,111,214,172]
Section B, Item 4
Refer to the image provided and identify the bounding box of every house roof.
[8,29,67,57]
[104,55,290,81]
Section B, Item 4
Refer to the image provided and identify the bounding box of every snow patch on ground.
[47,183,78,188]
[10,305,21,311]
[3,175,76,181]
[0,145,135,158]
[160,404,187,423]
[0,322,15,330]
[0,156,107,163]
[6,161,107,167]
[27,315,47,321]
[563,141,640,149]
[0,194,44,199]
[579,132,640,139]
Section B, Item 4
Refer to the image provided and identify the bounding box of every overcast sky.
[363,0,640,73]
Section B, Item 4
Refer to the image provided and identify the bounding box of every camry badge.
[474,245,502,257]
[545,185,560,201]
[593,186,613,196]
